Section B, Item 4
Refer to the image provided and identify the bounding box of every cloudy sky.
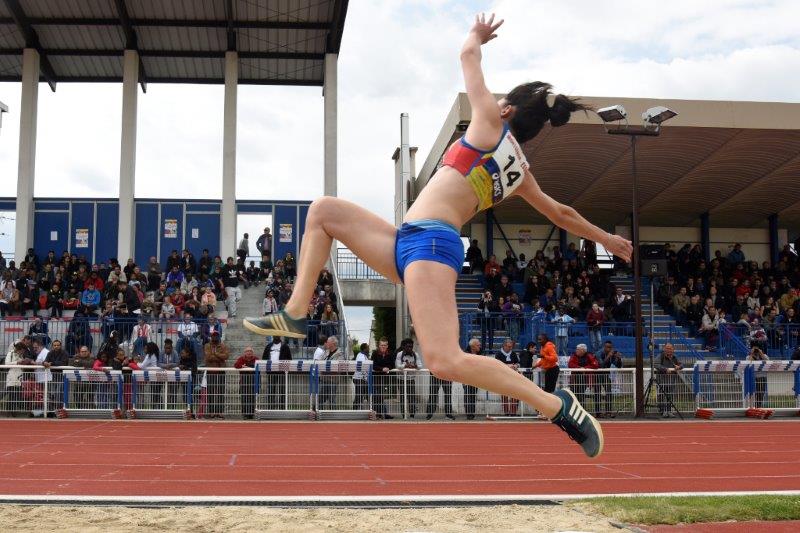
[1,0,799,339]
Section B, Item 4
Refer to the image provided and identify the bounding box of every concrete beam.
[340,280,397,307]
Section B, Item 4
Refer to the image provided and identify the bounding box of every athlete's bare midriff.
[404,166,487,228]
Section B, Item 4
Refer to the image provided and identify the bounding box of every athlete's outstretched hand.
[605,234,633,262]
[470,12,504,45]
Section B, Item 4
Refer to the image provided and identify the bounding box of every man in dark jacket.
[262,336,292,409]
[370,337,395,419]
[597,341,623,418]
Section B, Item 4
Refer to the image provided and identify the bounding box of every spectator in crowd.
[700,305,721,350]
[535,333,559,397]
[317,336,342,410]
[262,289,279,316]
[395,338,421,418]
[728,243,745,265]
[256,228,272,258]
[586,302,605,353]
[519,341,537,370]
[69,345,95,407]
[176,313,200,360]
[234,347,258,419]
[237,233,250,264]
[747,347,769,408]
[494,338,520,416]
[552,306,575,361]
[1,341,31,414]
[370,337,394,420]
[27,316,51,347]
[597,341,623,418]
[131,317,152,356]
[0,280,19,317]
[320,303,339,338]
[159,339,180,371]
[477,289,499,350]
[685,294,704,337]
[568,343,600,415]
[159,295,176,321]
[465,239,484,274]
[203,332,229,419]
[657,343,682,418]
[80,282,101,315]
[426,346,455,421]
[222,257,243,318]
[352,343,371,411]
[459,338,487,421]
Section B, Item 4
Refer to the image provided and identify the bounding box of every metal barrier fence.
[130,370,192,419]
[254,360,315,420]
[61,369,123,418]
[315,360,373,420]
[2,363,798,420]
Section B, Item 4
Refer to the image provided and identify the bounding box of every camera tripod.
[640,275,684,419]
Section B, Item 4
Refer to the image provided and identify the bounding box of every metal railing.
[335,248,385,280]
[329,252,351,352]
[2,362,798,420]
[719,323,800,359]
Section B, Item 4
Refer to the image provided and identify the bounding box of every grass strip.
[573,495,800,525]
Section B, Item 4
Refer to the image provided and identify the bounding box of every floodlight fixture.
[642,106,677,125]
[597,105,627,123]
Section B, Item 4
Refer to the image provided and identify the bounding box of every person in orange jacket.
[534,333,559,393]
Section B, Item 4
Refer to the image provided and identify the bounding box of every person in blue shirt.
[727,243,745,265]
[80,283,101,316]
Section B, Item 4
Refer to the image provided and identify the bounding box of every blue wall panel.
[95,203,119,264]
[185,213,220,261]
[237,204,274,214]
[159,203,184,266]
[186,203,221,212]
[33,211,69,262]
[134,203,158,267]
[273,205,297,261]
[69,203,95,261]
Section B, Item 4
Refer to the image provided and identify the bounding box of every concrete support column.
[323,53,338,268]
[323,53,337,198]
[221,51,238,259]
[700,212,711,263]
[117,49,139,263]
[768,213,779,266]
[14,48,40,263]
[394,113,412,343]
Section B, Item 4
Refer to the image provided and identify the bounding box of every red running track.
[1,420,800,497]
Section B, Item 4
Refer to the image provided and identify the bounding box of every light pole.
[597,104,678,417]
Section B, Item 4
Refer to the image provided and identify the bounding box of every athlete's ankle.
[283,308,305,321]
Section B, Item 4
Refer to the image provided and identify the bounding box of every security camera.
[597,105,627,123]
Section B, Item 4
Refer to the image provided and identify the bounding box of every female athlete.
[245,13,633,458]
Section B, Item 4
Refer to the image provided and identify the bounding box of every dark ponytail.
[505,82,589,143]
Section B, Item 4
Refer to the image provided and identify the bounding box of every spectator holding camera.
[477,289,499,350]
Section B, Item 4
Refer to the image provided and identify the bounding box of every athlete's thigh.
[403,260,461,356]
[316,197,400,284]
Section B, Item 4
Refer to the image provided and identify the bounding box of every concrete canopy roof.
[416,93,800,233]
[0,0,348,90]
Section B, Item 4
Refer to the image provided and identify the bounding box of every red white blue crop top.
[441,123,529,211]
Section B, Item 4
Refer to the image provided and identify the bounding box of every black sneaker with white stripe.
[551,388,604,458]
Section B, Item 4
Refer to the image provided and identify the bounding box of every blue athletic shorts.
[394,219,464,282]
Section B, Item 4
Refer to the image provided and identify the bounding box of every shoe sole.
[243,318,307,339]
[561,388,604,459]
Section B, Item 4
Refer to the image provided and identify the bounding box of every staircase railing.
[718,324,751,360]
[666,324,704,364]
[329,251,351,355]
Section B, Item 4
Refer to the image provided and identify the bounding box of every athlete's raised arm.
[460,13,504,150]
[515,170,633,262]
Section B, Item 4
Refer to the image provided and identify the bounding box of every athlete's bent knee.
[426,356,460,382]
